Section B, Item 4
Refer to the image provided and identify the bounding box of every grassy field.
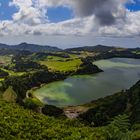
[0,55,24,82]
[0,68,26,83]
[0,55,12,65]
[132,51,140,54]
[0,68,26,76]
[40,59,82,72]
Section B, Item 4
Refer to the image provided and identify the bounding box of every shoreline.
[29,57,140,107]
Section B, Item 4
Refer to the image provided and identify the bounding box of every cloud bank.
[0,0,140,38]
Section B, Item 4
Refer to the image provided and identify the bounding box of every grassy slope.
[1,99,140,140]
[0,68,26,76]
[0,68,26,83]
[0,99,106,140]
[0,56,12,65]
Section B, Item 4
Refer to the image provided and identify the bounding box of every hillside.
[0,99,106,139]
[0,80,140,139]
[65,45,116,52]
[0,43,62,53]
[78,80,140,126]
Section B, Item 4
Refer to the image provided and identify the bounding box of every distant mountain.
[65,45,117,53]
[0,43,62,53]
[0,43,138,54]
[0,43,9,48]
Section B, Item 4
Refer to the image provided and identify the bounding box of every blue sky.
[126,0,140,11]
[0,1,73,22]
[0,0,140,48]
[47,6,73,22]
[0,0,17,20]
[0,0,139,22]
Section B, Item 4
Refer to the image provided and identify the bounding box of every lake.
[33,58,140,106]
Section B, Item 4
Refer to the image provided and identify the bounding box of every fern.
[106,114,132,140]
[111,114,131,132]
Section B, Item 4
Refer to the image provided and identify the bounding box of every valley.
[0,43,140,139]
[1,0,140,139]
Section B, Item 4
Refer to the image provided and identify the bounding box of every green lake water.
[33,58,140,106]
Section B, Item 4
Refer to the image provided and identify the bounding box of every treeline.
[0,69,9,78]
[75,58,103,75]
[0,48,32,56]
[4,54,47,72]
[85,50,140,62]
[33,52,70,60]
[1,70,67,102]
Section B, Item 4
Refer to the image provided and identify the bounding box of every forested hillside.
[79,80,140,126]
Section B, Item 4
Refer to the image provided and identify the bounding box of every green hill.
[79,80,140,126]
[0,99,106,139]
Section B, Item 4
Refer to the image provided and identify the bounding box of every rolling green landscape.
[1,0,140,139]
[0,43,140,139]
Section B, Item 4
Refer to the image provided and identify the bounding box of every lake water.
[33,58,140,106]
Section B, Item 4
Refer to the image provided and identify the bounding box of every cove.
[33,58,140,107]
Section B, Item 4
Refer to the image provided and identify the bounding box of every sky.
[0,0,140,48]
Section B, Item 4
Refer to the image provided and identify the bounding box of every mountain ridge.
[0,42,62,52]
[0,42,139,55]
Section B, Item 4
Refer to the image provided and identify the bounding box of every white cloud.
[99,10,140,37]
[0,0,139,39]
[9,0,48,25]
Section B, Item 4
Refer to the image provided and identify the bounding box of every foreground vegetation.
[79,80,140,126]
[0,76,140,139]
[0,99,139,140]
[0,99,105,139]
